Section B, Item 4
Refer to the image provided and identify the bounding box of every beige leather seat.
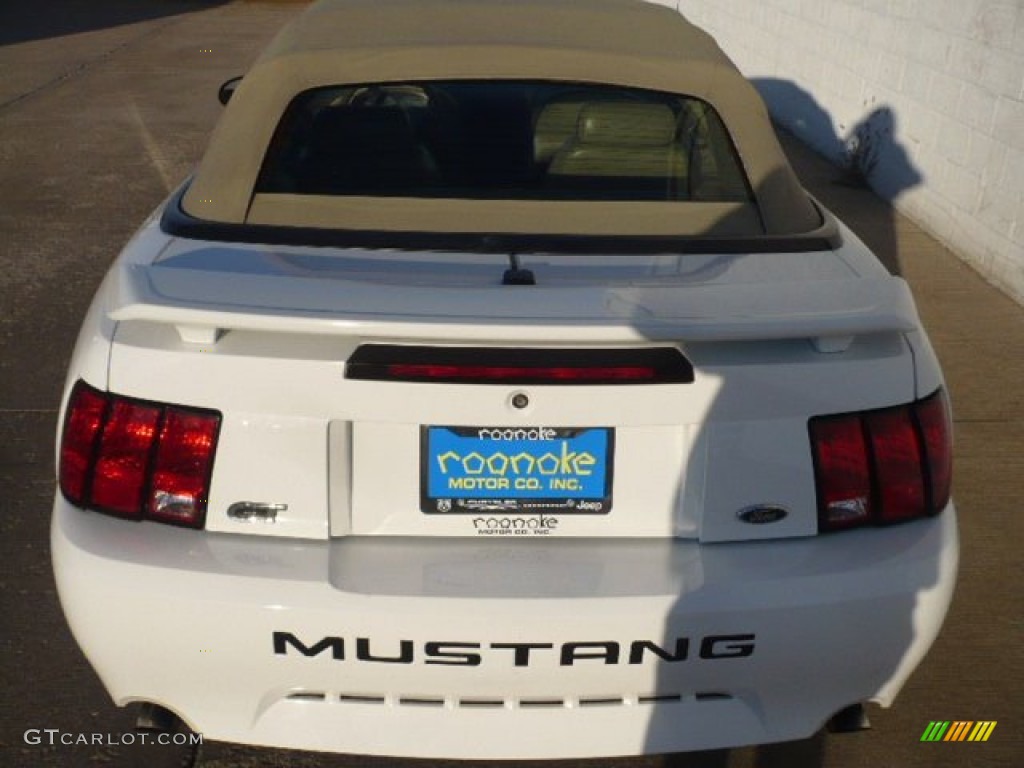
[533,100,587,167]
[547,102,687,199]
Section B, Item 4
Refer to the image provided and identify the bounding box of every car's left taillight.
[59,380,221,529]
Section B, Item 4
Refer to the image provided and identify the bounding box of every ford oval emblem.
[737,505,789,525]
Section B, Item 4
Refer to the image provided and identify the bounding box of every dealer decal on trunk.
[421,426,615,516]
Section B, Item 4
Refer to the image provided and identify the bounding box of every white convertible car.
[53,0,957,759]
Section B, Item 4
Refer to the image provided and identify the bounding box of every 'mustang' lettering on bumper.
[273,633,755,665]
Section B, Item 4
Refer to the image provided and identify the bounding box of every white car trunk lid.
[104,232,918,542]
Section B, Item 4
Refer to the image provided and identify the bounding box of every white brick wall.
[676,0,1024,304]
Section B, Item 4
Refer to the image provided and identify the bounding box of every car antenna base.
[503,253,536,285]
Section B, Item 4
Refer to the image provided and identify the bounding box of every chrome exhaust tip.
[827,703,872,733]
[135,702,183,733]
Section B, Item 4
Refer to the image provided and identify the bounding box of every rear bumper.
[52,501,958,759]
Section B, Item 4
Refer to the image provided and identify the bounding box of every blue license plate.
[421,426,614,514]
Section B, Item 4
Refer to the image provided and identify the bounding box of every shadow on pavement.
[753,78,924,277]
[662,732,826,767]
[0,0,229,47]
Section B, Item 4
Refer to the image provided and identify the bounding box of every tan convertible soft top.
[183,0,820,237]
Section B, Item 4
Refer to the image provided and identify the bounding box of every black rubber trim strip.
[160,185,842,255]
[345,345,695,385]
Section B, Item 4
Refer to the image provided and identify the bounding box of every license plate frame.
[420,426,614,514]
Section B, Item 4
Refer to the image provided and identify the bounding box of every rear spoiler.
[110,261,919,351]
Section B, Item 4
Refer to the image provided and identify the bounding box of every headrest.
[577,102,676,147]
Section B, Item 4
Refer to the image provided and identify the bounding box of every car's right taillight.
[58,380,221,529]
[809,389,952,532]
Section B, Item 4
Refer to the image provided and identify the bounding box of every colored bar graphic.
[921,721,950,742]
[968,722,997,742]
[944,721,972,741]
[921,721,996,742]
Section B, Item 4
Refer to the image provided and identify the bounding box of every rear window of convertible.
[256,81,753,203]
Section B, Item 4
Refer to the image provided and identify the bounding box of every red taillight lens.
[808,415,872,529]
[810,389,952,532]
[346,345,694,385]
[59,383,108,505]
[58,381,220,528]
[91,400,161,517]
[147,409,220,527]
[385,363,657,383]
[916,390,953,513]
[865,408,926,523]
